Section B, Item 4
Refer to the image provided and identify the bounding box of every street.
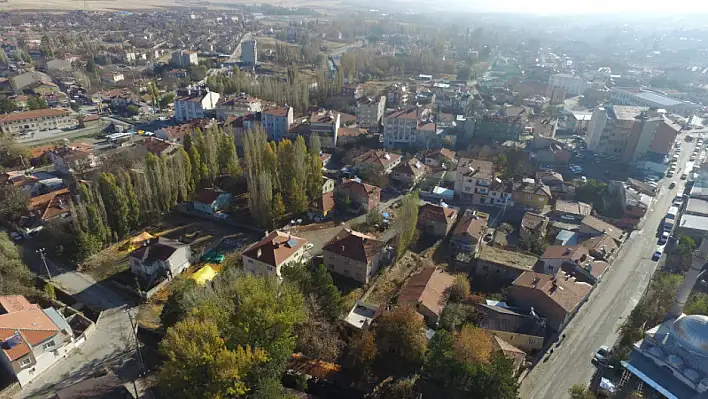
[519,136,698,399]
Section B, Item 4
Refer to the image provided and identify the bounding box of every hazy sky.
[454,0,708,15]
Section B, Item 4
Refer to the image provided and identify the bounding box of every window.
[527,195,532,200]
[43,340,55,350]
[19,357,31,367]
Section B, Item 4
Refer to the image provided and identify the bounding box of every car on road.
[304,243,314,251]
[659,231,670,245]
[669,182,676,189]
[652,247,664,261]
[593,346,610,365]
[690,155,696,161]
[682,173,688,180]
[667,171,675,177]
[674,196,685,207]
[9,232,22,241]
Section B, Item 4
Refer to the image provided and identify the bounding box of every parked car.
[659,231,670,245]
[667,171,675,177]
[652,247,664,261]
[669,182,676,189]
[593,346,610,365]
[681,173,688,180]
[9,232,22,241]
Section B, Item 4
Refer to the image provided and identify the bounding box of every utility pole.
[36,248,52,280]
[125,308,150,398]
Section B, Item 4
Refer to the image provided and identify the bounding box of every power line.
[36,248,52,280]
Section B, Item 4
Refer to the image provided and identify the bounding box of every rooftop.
[243,231,308,267]
[323,229,384,264]
[634,91,683,107]
[344,301,380,330]
[686,198,708,217]
[458,158,494,180]
[554,200,592,217]
[476,303,546,337]
[0,108,72,123]
[679,214,708,232]
[608,105,648,121]
[512,270,593,313]
[353,149,402,168]
[398,267,455,317]
[521,212,548,232]
[581,215,624,242]
[478,246,538,271]
[419,203,457,224]
[131,237,187,263]
[264,106,291,117]
[452,210,488,240]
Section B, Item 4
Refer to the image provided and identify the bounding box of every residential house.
[607,181,649,224]
[309,191,335,221]
[173,87,220,122]
[520,212,549,242]
[536,144,572,165]
[336,180,381,212]
[154,118,216,144]
[496,335,533,373]
[551,200,593,224]
[454,158,495,201]
[554,230,578,246]
[357,96,386,131]
[214,95,262,120]
[476,246,539,282]
[0,108,76,136]
[101,72,124,84]
[323,229,386,284]
[341,83,364,100]
[509,270,593,331]
[48,144,99,176]
[579,234,618,262]
[418,203,458,238]
[192,188,233,216]
[535,171,564,187]
[344,301,383,331]
[20,187,71,235]
[262,106,294,141]
[539,245,592,275]
[0,296,75,387]
[352,149,402,174]
[135,137,179,157]
[242,231,308,279]
[512,179,552,210]
[386,84,409,107]
[424,148,457,169]
[450,209,488,255]
[476,303,547,353]
[322,178,335,194]
[309,110,340,149]
[579,215,625,243]
[391,158,430,186]
[129,237,191,283]
[398,267,455,327]
[382,107,432,149]
[337,127,371,146]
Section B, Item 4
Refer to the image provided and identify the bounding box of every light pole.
[36,248,52,280]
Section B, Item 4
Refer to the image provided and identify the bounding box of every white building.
[609,87,700,116]
[0,108,76,136]
[357,96,386,131]
[214,95,262,120]
[309,110,340,148]
[383,107,432,149]
[241,40,257,66]
[170,50,199,68]
[242,231,309,279]
[173,87,220,122]
[263,106,294,140]
[548,73,589,96]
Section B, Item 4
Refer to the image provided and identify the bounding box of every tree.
[454,325,494,364]
[0,97,16,113]
[439,303,475,332]
[126,104,140,116]
[218,131,241,177]
[374,306,427,371]
[306,134,323,200]
[27,96,47,110]
[569,384,596,399]
[368,375,420,399]
[98,173,130,238]
[0,48,9,65]
[395,191,419,260]
[310,264,344,322]
[449,274,471,303]
[575,179,608,213]
[159,92,176,109]
[0,232,38,297]
[0,185,29,221]
[271,192,286,222]
[344,330,377,381]
[159,317,268,399]
[366,208,384,227]
[456,65,473,81]
[296,298,343,362]
[160,276,199,329]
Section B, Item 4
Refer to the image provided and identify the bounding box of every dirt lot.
[81,212,257,282]
[362,252,433,306]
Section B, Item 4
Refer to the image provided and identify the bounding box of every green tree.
[439,303,475,332]
[366,208,384,227]
[159,317,268,399]
[0,97,17,113]
[0,184,29,221]
[344,330,377,381]
[159,93,176,109]
[160,276,199,329]
[306,134,323,200]
[98,173,130,238]
[449,274,471,303]
[126,104,140,116]
[119,172,141,230]
[0,232,38,297]
[310,264,345,322]
[28,96,47,110]
[575,179,608,213]
[217,131,241,177]
[271,192,286,221]
[296,299,343,362]
[569,384,596,399]
[395,191,420,260]
[0,48,9,65]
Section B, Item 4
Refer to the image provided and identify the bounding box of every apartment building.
[383,107,435,149]
[309,110,340,148]
[0,108,76,136]
[548,73,589,96]
[214,95,262,120]
[173,87,220,122]
[454,158,495,201]
[263,106,294,141]
[609,87,700,116]
[171,50,199,68]
[386,84,409,107]
[323,229,386,283]
[357,96,386,131]
[241,40,257,66]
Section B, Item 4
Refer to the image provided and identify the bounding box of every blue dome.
[672,315,708,356]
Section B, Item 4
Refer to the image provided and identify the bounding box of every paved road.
[519,138,697,399]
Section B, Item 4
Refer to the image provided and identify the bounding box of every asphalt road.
[519,138,698,399]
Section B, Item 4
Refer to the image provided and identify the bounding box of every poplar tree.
[98,173,130,238]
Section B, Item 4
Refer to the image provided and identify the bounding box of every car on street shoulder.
[659,231,670,245]
[652,247,664,261]
[593,346,610,365]
[667,171,675,177]
[682,173,688,180]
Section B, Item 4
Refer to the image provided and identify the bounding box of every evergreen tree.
[310,264,344,322]
[119,171,141,230]
[218,131,241,177]
[272,192,286,222]
[98,173,130,238]
[307,134,323,200]
[0,48,9,65]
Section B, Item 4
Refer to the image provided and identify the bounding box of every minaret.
[666,238,708,320]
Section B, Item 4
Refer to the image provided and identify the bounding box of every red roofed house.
[352,149,402,174]
[336,180,381,212]
[509,270,592,331]
[192,188,233,216]
[242,230,309,279]
[263,105,294,140]
[136,137,179,157]
[418,203,457,238]
[450,209,488,254]
[391,158,430,186]
[398,267,454,327]
[309,191,335,221]
[0,296,75,386]
[129,237,192,283]
[323,229,386,283]
[19,188,72,235]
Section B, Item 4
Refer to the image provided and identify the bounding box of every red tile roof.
[312,191,335,213]
[264,106,290,117]
[419,203,457,224]
[0,297,60,361]
[27,188,71,221]
[512,271,592,313]
[452,211,488,240]
[398,267,454,317]
[242,231,308,267]
[323,229,384,264]
[352,150,402,168]
[137,137,176,156]
[0,108,72,123]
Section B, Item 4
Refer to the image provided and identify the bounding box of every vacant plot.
[363,252,432,306]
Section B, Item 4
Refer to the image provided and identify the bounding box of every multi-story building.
[0,108,76,136]
[214,95,262,120]
[309,110,340,148]
[454,158,494,201]
[341,84,363,100]
[609,87,700,116]
[240,40,257,66]
[548,73,589,96]
[382,107,432,149]
[386,84,409,107]
[173,87,220,122]
[170,50,199,68]
[352,149,402,174]
[469,114,523,142]
[262,106,294,141]
[357,96,386,131]
[323,229,386,284]
[242,231,309,279]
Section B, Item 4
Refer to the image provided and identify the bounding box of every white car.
[304,243,314,251]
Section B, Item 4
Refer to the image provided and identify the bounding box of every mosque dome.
[672,315,708,357]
